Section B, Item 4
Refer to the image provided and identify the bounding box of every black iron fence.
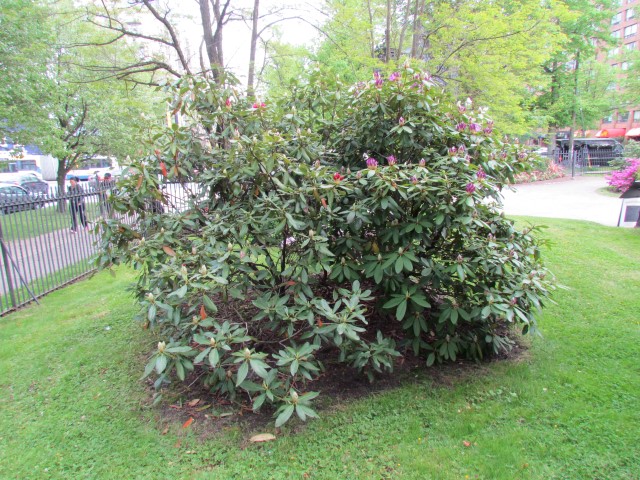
[0,180,199,315]
[543,149,622,175]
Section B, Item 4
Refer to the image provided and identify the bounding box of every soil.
[148,331,531,443]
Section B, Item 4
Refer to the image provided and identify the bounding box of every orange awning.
[583,130,596,137]
[595,128,626,138]
[625,127,640,137]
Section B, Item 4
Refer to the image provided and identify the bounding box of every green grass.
[0,201,103,241]
[1,218,639,479]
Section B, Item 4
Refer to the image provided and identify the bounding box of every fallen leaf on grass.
[161,427,169,435]
[463,440,471,447]
[187,399,201,407]
[182,417,194,429]
[250,433,276,443]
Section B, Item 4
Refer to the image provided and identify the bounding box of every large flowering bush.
[98,67,556,427]
[606,158,640,192]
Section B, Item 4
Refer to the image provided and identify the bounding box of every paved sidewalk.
[501,175,622,227]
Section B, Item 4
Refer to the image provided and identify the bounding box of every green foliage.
[98,67,556,426]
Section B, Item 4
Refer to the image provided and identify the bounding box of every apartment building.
[596,0,640,139]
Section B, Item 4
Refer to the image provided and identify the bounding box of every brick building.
[596,0,640,139]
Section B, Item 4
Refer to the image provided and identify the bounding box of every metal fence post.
[0,221,17,309]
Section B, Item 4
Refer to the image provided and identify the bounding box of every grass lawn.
[0,200,103,242]
[0,218,638,479]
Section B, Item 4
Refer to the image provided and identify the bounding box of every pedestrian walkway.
[501,175,622,227]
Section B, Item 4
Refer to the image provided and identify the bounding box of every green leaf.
[250,359,269,379]
[394,257,404,274]
[209,348,220,367]
[275,404,295,427]
[155,355,168,374]
[382,296,404,309]
[175,360,185,381]
[411,294,431,308]
[236,361,249,386]
[203,295,218,313]
[396,300,408,321]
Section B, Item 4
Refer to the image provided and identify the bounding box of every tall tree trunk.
[199,0,224,81]
[247,0,260,98]
[366,0,375,58]
[397,0,412,59]
[385,0,392,63]
[411,0,424,59]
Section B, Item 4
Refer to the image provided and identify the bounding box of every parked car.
[0,183,38,214]
[0,172,50,196]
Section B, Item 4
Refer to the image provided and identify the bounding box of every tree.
[535,0,617,142]
[1,1,161,193]
[0,0,54,141]
[286,0,567,133]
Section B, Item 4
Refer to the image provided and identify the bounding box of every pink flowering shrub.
[606,158,640,192]
[98,69,556,427]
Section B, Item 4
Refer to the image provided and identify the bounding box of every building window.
[624,23,637,38]
[612,63,619,69]
[626,41,636,50]
[627,8,635,20]
[613,30,621,39]
[618,111,629,122]
[609,47,620,57]
[634,111,640,122]
[603,115,614,123]
[612,12,622,25]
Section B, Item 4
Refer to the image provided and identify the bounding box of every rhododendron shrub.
[98,68,556,426]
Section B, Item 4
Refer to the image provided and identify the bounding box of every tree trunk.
[385,0,392,63]
[199,0,224,81]
[411,0,424,59]
[247,0,260,98]
[56,159,69,213]
[397,0,412,59]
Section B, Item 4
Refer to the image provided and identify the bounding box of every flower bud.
[199,265,207,275]
[157,341,166,353]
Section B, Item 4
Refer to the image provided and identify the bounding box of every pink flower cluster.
[606,158,640,192]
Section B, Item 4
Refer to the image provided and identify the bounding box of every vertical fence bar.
[0,220,17,310]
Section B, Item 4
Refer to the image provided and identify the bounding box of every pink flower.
[483,127,493,135]
[606,158,640,192]
[252,102,266,109]
[448,146,457,156]
[389,72,400,82]
[225,97,232,109]
[386,155,397,166]
[456,122,467,132]
[419,158,426,167]
[477,167,487,180]
[410,176,418,185]
[374,71,383,88]
[366,157,378,170]
[333,172,344,182]
[468,123,482,133]
[398,117,405,126]
[466,183,476,194]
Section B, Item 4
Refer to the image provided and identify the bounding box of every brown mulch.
[148,331,531,442]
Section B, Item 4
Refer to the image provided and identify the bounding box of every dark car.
[0,183,37,214]
[0,172,49,196]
